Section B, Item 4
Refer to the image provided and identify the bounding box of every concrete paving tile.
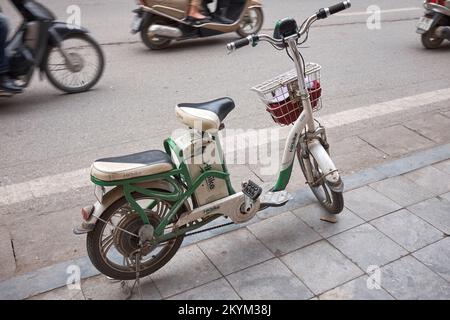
[319,275,393,300]
[169,278,240,300]
[197,228,274,275]
[150,245,221,298]
[408,197,450,235]
[433,159,450,175]
[8,206,86,274]
[370,175,435,207]
[0,226,16,281]
[293,203,364,238]
[28,286,85,300]
[359,125,435,157]
[380,256,450,300]
[413,237,450,282]
[82,275,161,300]
[403,166,450,196]
[328,135,388,175]
[344,186,402,221]
[227,259,313,300]
[329,224,407,270]
[404,113,450,144]
[371,209,444,252]
[247,211,321,256]
[280,241,363,295]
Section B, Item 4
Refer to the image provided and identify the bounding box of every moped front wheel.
[45,33,105,93]
[421,29,444,49]
[236,7,264,38]
[86,192,186,280]
[297,147,344,214]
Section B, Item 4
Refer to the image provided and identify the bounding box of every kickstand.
[117,253,144,300]
[129,252,144,300]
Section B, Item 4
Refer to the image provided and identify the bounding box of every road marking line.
[1,88,450,206]
[336,7,421,17]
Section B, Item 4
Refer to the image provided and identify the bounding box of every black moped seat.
[91,150,174,182]
[175,97,235,131]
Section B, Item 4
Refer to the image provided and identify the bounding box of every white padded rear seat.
[91,150,174,182]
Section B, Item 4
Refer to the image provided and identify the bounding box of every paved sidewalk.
[27,155,450,300]
[1,104,449,300]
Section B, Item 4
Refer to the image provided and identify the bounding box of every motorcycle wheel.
[141,18,173,50]
[297,146,344,214]
[236,7,264,38]
[421,29,444,49]
[45,33,105,94]
[86,192,187,280]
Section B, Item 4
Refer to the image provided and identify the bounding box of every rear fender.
[74,180,190,234]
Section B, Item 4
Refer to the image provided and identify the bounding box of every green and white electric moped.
[74,1,351,281]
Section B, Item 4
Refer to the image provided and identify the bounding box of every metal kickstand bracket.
[128,252,144,300]
[116,252,144,300]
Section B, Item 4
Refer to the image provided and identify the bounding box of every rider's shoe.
[212,8,234,24]
[212,13,234,24]
[183,15,211,26]
[0,76,23,94]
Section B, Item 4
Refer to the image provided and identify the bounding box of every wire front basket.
[252,63,322,126]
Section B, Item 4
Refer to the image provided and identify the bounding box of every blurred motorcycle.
[131,0,264,50]
[0,0,104,97]
[416,0,450,49]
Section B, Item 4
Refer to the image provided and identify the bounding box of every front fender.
[40,22,91,73]
[47,21,90,47]
[73,180,191,234]
[307,139,344,193]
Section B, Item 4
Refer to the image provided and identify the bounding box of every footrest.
[242,180,263,201]
[260,190,292,207]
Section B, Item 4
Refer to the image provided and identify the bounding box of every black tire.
[86,192,186,280]
[297,147,344,214]
[421,29,444,49]
[45,33,105,94]
[236,7,264,38]
[140,18,173,50]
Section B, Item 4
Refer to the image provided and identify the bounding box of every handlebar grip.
[227,35,258,53]
[317,1,351,19]
[227,36,250,52]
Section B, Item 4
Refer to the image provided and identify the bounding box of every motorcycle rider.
[0,5,23,93]
[204,0,246,24]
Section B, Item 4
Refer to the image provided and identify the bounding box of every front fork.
[299,126,343,193]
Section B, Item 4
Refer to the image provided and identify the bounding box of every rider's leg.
[214,0,233,24]
[187,0,208,20]
[0,13,22,93]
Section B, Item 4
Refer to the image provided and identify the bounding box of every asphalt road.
[0,0,449,186]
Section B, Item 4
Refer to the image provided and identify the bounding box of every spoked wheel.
[140,18,173,50]
[236,7,264,38]
[86,193,186,280]
[297,147,344,214]
[45,34,104,93]
[421,28,444,49]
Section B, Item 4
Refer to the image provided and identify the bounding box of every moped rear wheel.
[297,147,344,214]
[237,7,264,38]
[45,33,104,93]
[86,193,186,280]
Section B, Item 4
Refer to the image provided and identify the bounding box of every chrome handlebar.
[226,1,351,53]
